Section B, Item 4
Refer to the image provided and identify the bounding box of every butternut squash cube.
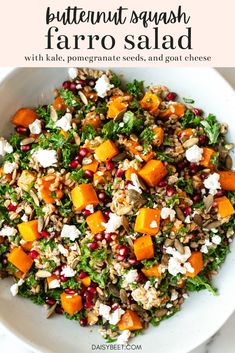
[95,140,119,162]
[86,210,106,234]
[200,148,216,168]
[186,252,203,278]
[82,160,99,173]
[118,309,143,331]
[8,247,33,273]
[152,127,164,147]
[81,276,91,287]
[71,184,99,211]
[140,92,161,115]
[138,159,168,187]
[17,220,40,241]
[17,170,36,192]
[11,108,38,128]
[47,275,60,289]
[134,208,160,235]
[60,292,83,316]
[141,264,161,278]
[107,97,128,119]
[134,234,154,261]
[127,140,154,162]
[215,196,235,218]
[218,171,235,191]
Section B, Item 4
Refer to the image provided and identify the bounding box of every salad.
[0,68,235,344]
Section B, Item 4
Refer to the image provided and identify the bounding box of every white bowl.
[0,68,235,353]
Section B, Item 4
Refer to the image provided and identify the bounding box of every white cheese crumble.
[48,279,60,289]
[58,244,69,256]
[171,290,178,301]
[149,220,158,228]
[3,161,18,174]
[68,67,78,79]
[116,330,131,345]
[55,113,72,132]
[127,173,142,194]
[10,279,24,296]
[184,215,191,224]
[21,214,28,222]
[166,246,193,276]
[94,74,113,98]
[200,239,212,254]
[0,137,13,156]
[160,207,176,222]
[32,149,58,168]
[203,173,221,195]
[0,226,17,237]
[185,145,203,163]
[212,235,222,245]
[102,213,123,233]
[61,224,81,241]
[85,204,94,214]
[99,304,124,325]
[29,119,42,134]
[61,265,76,278]
[123,269,138,285]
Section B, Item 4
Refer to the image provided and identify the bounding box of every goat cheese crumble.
[99,304,125,325]
[123,269,138,285]
[32,149,58,168]
[203,173,221,195]
[3,161,18,174]
[61,265,76,278]
[160,207,176,221]
[166,246,194,276]
[116,330,131,345]
[68,68,78,79]
[185,145,203,163]
[212,235,222,245]
[29,119,42,134]
[55,113,72,131]
[127,173,142,194]
[10,279,24,296]
[61,224,81,241]
[48,279,60,289]
[0,137,13,156]
[102,213,123,233]
[94,74,113,98]
[0,226,17,237]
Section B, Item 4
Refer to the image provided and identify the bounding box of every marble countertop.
[0,67,235,353]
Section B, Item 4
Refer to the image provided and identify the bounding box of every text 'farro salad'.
[0,68,235,344]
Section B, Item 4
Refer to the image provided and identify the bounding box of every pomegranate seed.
[125,180,133,188]
[80,318,88,326]
[16,126,28,133]
[84,170,94,180]
[116,169,124,178]
[21,145,30,152]
[55,306,64,314]
[216,190,224,197]
[106,160,115,171]
[184,207,191,216]
[177,161,186,170]
[117,254,125,262]
[111,303,119,310]
[62,81,71,90]
[64,289,76,294]
[29,250,38,259]
[87,242,98,251]
[192,108,202,116]
[75,155,83,163]
[128,257,138,266]
[198,135,208,146]
[193,194,201,202]
[70,82,77,92]
[189,163,198,174]
[53,266,62,276]
[136,273,145,283]
[87,287,96,295]
[69,160,79,168]
[79,148,89,157]
[87,79,96,87]
[60,275,68,282]
[40,230,50,238]
[200,172,208,180]
[166,92,177,101]
[166,187,175,197]
[90,282,98,288]
[7,203,17,211]
[98,192,106,201]
[94,233,104,241]
[84,291,94,301]
[46,298,56,305]
[213,202,218,208]
[104,211,111,219]
[84,301,94,309]
[158,180,167,187]
[118,245,129,257]
[82,209,91,217]
[104,233,113,243]
[78,271,88,279]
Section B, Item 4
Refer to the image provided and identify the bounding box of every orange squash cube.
[86,210,106,234]
[134,208,160,235]
[138,159,168,187]
[71,184,99,211]
[159,103,185,119]
[141,264,161,278]
[140,92,161,115]
[95,140,119,162]
[82,160,99,173]
[134,235,154,261]
[200,148,216,168]
[47,275,60,289]
[11,108,38,128]
[53,96,67,112]
[178,128,193,139]
[186,252,203,278]
[17,170,36,192]
[215,196,235,218]
[118,310,143,331]
[21,241,34,252]
[60,292,83,316]
[127,140,154,162]
[125,167,138,180]
[81,276,91,287]
[17,220,40,242]
[152,127,164,147]
[218,171,235,191]
[40,174,63,204]
[107,97,128,119]
[8,247,33,273]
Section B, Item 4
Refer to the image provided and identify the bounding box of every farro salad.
[0,68,235,344]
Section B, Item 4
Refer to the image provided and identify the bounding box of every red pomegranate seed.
[79,318,88,326]
[136,273,145,283]
[177,161,186,170]
[84,301,94,309]
[69,160,79,168]
[79,148,89,157]
[216,190,224,197]
[21,145,30,152]
[16,126,28,133]
[189,163,198,174]
[84,170,94,179]
[94,233,104,241]
[87,242,98,251]
[63,81,71,90]
[75,155,83,163]
[200,172,208,180]
[118,245,129,257]
[166,92,177,101]
[53,266,62,276]
[87,287,96,295]
[213,202,218,208]
[104,233,113,243]
[117,254,125,262]
[40,230,50,238]
[90,282,98,288]
[46,298,56,305]
[158,180,167,187]
[193,194,201,202]
[111,303,119,310]
[64,289,76,294]
[82,209,91,217]
[116,169,124,178]
[87,79,96,87]
[60,275,68,282]
[106,160,115,171]
[184,207,191,216]
[192,108,202,116]
[98,192,106,201]
[55,306,64,314]
[78,271,88,279]
[70,82,77,92]
[7,203,17,211]
[166,187,175,197]
[29,250,38,259]
[128,257,138,266]
[198,135,208,146]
